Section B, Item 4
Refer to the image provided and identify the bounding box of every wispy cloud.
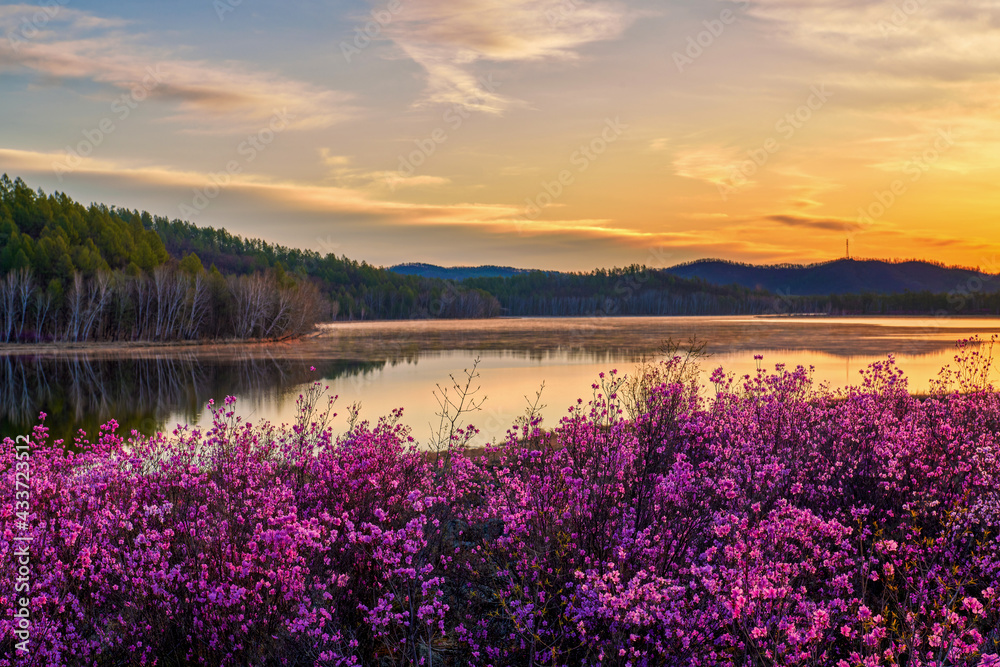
[672,146,742,185]
[648,137,671,152]
[0,146,779,254]
[381,0,632,112]
[744,0,1000,84]
[0,4,127,30]
[766,213,862,232]
[0,7,355,133]
[317,150,451,190]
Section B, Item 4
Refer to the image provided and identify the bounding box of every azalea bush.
[2,340,1000,666]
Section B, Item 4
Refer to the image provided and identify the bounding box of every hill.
[0,176,500,344]
[664,258,999,296]
[0,175,323,341]
[389,263,536,280]
[394,258,1000,298]
[152,221,500,320]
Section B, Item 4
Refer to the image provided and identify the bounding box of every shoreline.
[0,336,310,357]
[2,312,997,356]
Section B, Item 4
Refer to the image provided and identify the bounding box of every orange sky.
[2,0,999,271]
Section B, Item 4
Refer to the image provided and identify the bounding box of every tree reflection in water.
[0,352,383,444]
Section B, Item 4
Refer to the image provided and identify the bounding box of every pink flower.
[962,597,985,616]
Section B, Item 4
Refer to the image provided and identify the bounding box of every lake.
[2,316,998,446]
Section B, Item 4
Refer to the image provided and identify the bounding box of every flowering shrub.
[2,340,1000,665]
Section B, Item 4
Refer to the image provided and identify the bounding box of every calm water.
[2,316,998,446]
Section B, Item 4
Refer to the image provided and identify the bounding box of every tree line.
[0,175,501,335]
[462,265,1000,317]
[463,266,783,316]
[0,263,320,343]
[150,217,500,320]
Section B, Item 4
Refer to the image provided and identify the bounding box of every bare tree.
[79,271,111,341]
[153,266,171,340]
[132,276,155,340]
[34,289,52,341]
[3,263,321,344]
[163,270,188,339]
[64,272,85,342]
[251,275,275,337]
[262,285,294,339]
[0,272,15,342]
[285,281,321,337]
[229,275,251,338]
[13,268,34,340]
[109,272,133,341]
[230,274,277,339]
[184,273,210,339]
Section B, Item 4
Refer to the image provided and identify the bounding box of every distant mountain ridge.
[390,258,998,296]
[663,258,998,296]
[389,263,537,280]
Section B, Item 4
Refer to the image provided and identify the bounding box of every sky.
[1,0,999,272]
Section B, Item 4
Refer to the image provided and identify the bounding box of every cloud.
[1,145,795,256]
[766,214,862,232]
[672,146,742,185]
[319,150,352,168]
[380,0,632,112]
[0,8,355,133]
[648,138,671,152]
[0,3,127,31]
[381,174,452,189]
[743,0,1000,84]
[0,147,608,240]
[316,152,451,191]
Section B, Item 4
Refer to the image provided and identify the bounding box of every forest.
[464,267,781,316]
[150,218,500,320]
[0,176,497,342]
[0,176,320,342]
[462,266,1000,317]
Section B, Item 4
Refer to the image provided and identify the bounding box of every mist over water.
[4,316,998,446]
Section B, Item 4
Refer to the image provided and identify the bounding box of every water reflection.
[1,316,998,446]
[313,315,999,359]
[0,352,384,444]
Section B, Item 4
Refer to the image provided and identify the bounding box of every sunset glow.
[2,0,999,270]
